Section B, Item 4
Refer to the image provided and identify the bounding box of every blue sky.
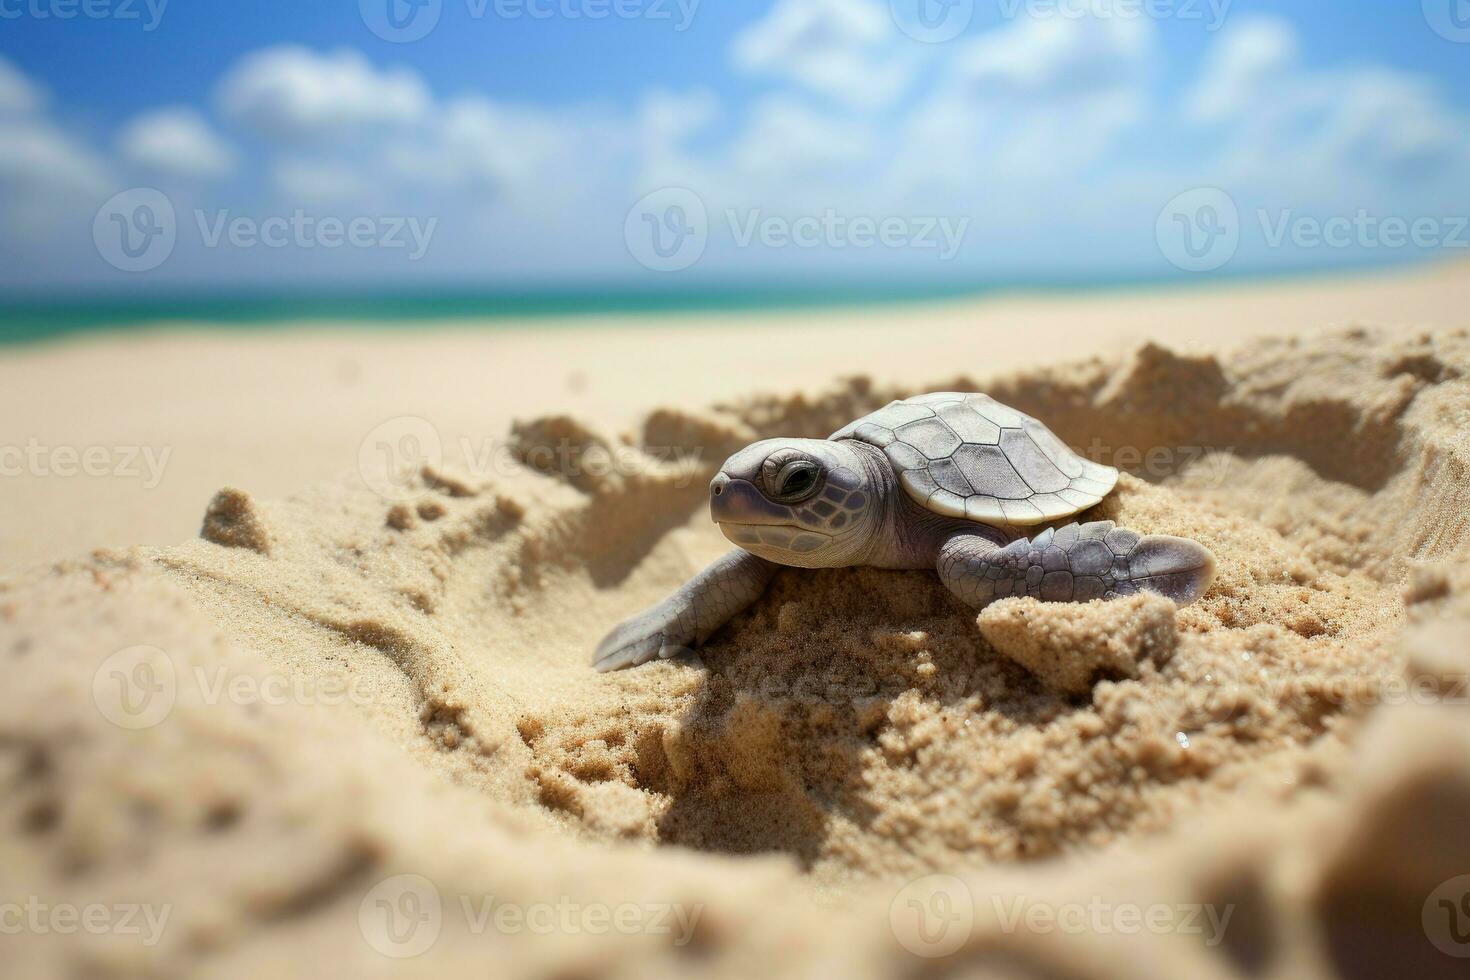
[2,0,1468,294]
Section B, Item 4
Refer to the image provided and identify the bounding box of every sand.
[3,268,1470,977]
[2,257,1466,572]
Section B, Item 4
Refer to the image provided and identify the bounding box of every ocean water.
[0,263,1380,346]
[0,282,1022,345]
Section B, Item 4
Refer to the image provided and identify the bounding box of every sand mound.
[979,592,1178,695]
[4,326,1470,977]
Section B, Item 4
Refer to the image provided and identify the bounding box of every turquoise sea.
[0,261,1407,346]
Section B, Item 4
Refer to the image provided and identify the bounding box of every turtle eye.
[774,460,821,502]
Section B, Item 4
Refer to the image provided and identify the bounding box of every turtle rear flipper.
[936,521,1216,610]
[1108,534,1216,604]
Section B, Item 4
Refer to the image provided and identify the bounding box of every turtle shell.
[829,392,1118,526]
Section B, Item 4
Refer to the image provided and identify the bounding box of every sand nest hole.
[498,328,1463,883]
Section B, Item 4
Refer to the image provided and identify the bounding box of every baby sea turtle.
[594,392,1215,671]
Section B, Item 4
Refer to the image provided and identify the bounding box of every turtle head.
[709,438,880,568]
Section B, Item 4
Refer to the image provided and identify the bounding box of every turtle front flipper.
[593,549,778,672]
[936,521,1216,611]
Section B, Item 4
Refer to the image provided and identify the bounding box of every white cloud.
[117,107,236,179]
[1293,70,1466,180]
[1185,18,1468,182]
[732,95,876,179]
[639,88,718,151]
[731,0,916,110]
[0,56,44,115]
[271,158,375,203]
[0,118,108,195]
[0,117,111,242]
[952,13,1155,99]
[896,13,1157,185]
[0,59,109,240]
[209,46,598,204]
[382,96,579,194]
[636,88,720,189]
[1183,15,1297,124]
[216,46,431,141]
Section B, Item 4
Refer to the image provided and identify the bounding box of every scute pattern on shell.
[829,392,1119,526]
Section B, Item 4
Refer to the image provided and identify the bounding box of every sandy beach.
[2,260,1466,572]
[3,262,1470,977]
